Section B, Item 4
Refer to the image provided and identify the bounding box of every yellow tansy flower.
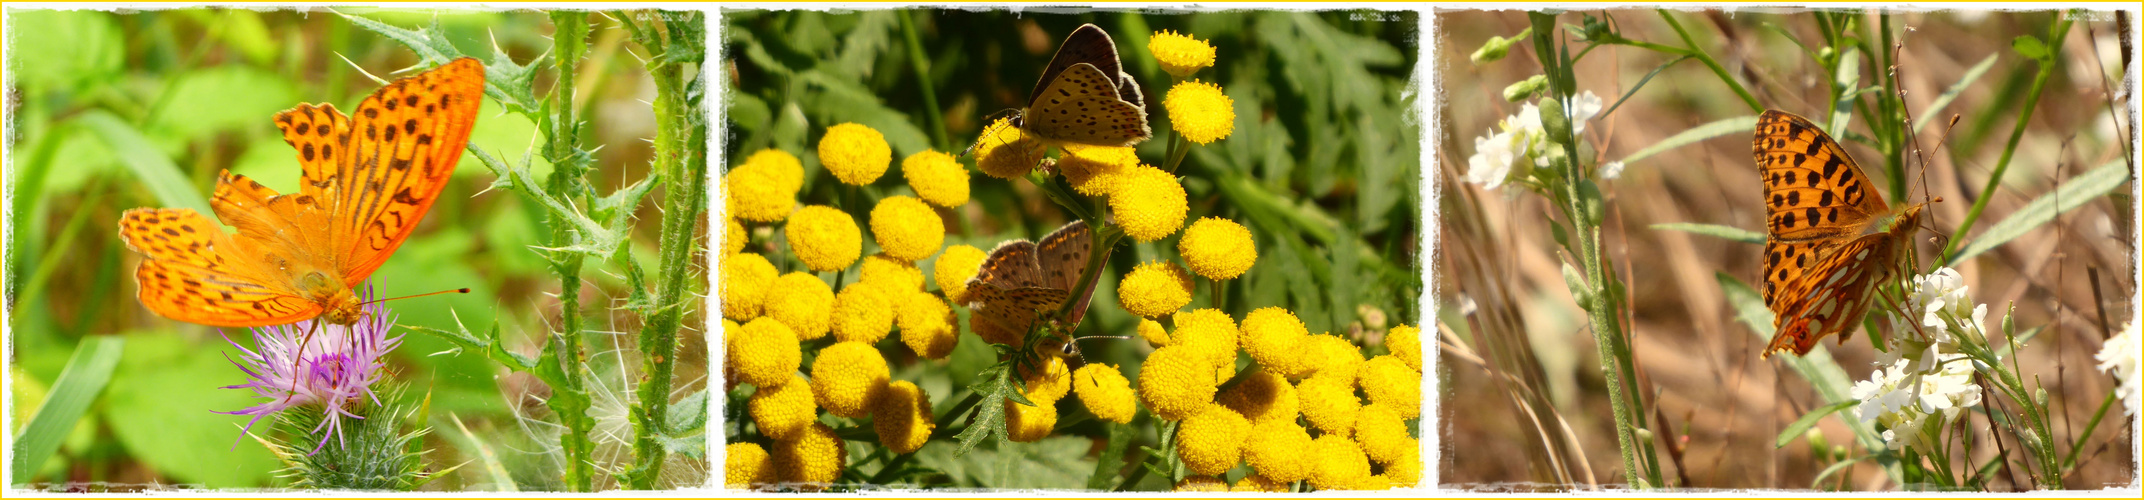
[785,205,862,272]
[721,252,778,321]
[1354,475,1394,491]
[859,253,925,293]
[1118,260,1193,318]
[871,380,935,455]
[1306,334,1365,386]
[1176,404,1251,476]
[764,272,834,341]
[869,195,945,262]
[772,422,846,490]
[932,244,988,304]
[1072,363,1136,424]
[1243,419,1314,483]
[1164,80,1235,144]
[1174,476,1229,492]
[1149,30,1217,78]
[725,442,776,489]
[1019,356,1072,403]
[1172,308,1240,370]
[896,291,958,359]
[1109,165,1188,242]
[1242,307,1316,378]
[748,373,818,441]
[1137,318,1171,347]
[901,149,970,208]
[1387,323,1422,372]
[1353,404,1415,466]
[725,216,748,255]
[729,318,801,388]
[1359,355,1422,419]
[1178,217,1256,280]
[819,122,891,186]
[809,341,891,419]
[1298,376,1361,437]
[1219,370,1299,426]
[1138,345,1219,421]
[1234,474,1290,492]
[727,149,803,222]
[1005,399,1058,442]
[973,117,1045,179]
[1386,449,1422,487]
[830,282,895,344]
[1308,434,1370,491]
[1056,145,1138,197]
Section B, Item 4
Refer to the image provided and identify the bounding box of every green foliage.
[266,385,434,490]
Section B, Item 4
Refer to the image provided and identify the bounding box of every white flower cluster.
[1853,267,1987,452]
[2096,309,2139,417]
[1463,90,1607,190]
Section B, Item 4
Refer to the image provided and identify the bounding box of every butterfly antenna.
[961,108,1024,157]
[281,319,325,402]
[362,287,474,305]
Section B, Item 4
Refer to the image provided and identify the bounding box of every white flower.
[1598,161,1624,180]
[1569,91,1604,136]
[1881,267,1990,369]
[1851,352,1982,452]
[1512,103,1544,136]
[2097,313,2140,417]
[1466,129,1519,190]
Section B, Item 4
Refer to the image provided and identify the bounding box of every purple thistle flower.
[218,287,403,454]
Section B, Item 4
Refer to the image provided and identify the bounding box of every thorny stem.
[620,10,706,490]
[543,11,596,492]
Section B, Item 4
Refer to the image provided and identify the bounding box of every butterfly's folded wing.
[1029,24,1126,109]
[1036,220,1101,326]
[323,57,487,285]
[1755,111,1894,307]
[1764,235,1900,357]
[1023,63,1152,147]
[118,208,323,326]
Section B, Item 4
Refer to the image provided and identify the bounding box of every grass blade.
[77,110,210,214]
[10,336,125,484]
[1650,223,1763,244]
[1950,159,2129,264]
[1618,116,1756,166]
[1916,54,1997,134]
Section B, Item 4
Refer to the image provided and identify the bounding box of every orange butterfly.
[117,58,485,328]
[1754,110,1927,358]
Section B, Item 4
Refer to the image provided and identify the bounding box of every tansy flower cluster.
[1141,307,1425,491]
[721,122,962,490]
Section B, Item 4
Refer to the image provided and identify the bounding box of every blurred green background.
[5,8,705,489]
[725,9,1421,488]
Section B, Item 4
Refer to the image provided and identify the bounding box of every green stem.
[1938,13,2072,266]
[898,11,948,149]
[1657,10,1762,113]
[543,11,596,492]
[2062,391,2118,471]
[621,10,706,490]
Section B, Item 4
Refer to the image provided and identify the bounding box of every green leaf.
[1916,54,1997,134]
[1085,422,1133,490]
[952,364,1017,456]
[1618,116,1756,166]
[1651,223,1764,244]
[1777,400,1858,448]
[441,414,519,491]
[10,336,123,485]
[1951,160,2130,264]
[104,331,280,487]
[1718,273,1898,484]
[665,388,710,435]
[2011,35,2050,60]
[8,10,124,93]
[78,110,211,215]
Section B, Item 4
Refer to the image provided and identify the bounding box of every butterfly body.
[119,58,485,327]
[1754,110,1927,358]
[1012,24,1150,148]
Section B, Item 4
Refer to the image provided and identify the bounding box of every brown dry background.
[1435,8,2137,490]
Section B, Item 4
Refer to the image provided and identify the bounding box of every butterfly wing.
[1029,24,1127,108]
[118,207,324,326]
[1022,62,1152,147]
[966,239,1069,333]
[322,58,486,285]
[1036,220,1103,326]
[1755,111,1891,309]
[1764,233,1903,357]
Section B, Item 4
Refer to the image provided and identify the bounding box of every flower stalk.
[619,9,706,490]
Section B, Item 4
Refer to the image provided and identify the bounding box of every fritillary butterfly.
[117,58,485,327]
[1755,110,1927,358]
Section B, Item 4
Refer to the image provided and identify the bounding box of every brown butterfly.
[1010,24,1151,148]
[1755,110,1927,357]
[965,220,1106,355]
